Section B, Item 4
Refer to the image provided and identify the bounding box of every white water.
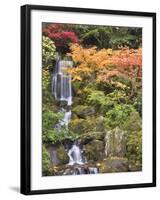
[52,60,73,106]
[68,144,99,174]
[88,167,99,174]
[68,144,84,165]
[60,110,71,127]
[52,59,73,129]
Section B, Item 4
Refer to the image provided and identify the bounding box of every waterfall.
[51,58,98,175]
[59,109,71,127]
[54,109,72,130]
[68,142,84,165]
[52,60,73,106]
[67,141,99,175]
[52,59,73,129]
[72,167,98,175]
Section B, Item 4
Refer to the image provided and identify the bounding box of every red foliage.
[43,23,78,48]
[48,31,78,45]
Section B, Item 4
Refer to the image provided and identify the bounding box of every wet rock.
[84,140,105,161]
[49,163,99,176]
[48,145,59,165]
[105,127,126,157]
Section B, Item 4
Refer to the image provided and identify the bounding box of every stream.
[51,58,99,175]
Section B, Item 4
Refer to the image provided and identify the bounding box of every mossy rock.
[105,127,126,157]
[128,161,142,172]
[56,145,69,165]
[68,118,86,134]
[79,131,105,145]
[72,105,95,119]
[71,113,79,120]
[94,116,105,131]
[98,157,129,173]
[68,117,95,134]
[69,116,105,135]
[84,140,104,162]
[72,97,82,106]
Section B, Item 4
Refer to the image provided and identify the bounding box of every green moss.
[72,105,95,119]
[105,104,137,128]
[56,145,69,164]
[104,127,126,157]
[98,157,129,173]
[68,118,86,134]
[84,140,104,161]
[68,115,105,135]
[79,131,105,144]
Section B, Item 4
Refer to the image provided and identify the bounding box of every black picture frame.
[21,4,156,195]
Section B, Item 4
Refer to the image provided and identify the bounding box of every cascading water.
[52,58,73,129]
[52,59,73,106]
[67,141,98,174]
[68,142,84,165]
[52,58,98,175]
[60,109,71,127]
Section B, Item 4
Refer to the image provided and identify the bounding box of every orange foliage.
[67,44,142,83]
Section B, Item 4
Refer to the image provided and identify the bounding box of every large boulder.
[84,140,105,162]
[72,105,95,119]
[79,131,105,145]
[94,116,105,132]
[68,116,105,135]
[68,118,86,134]
[56,145,69,164]
[48,145,69,165]
[105,127,126,157]
[98,157,129,173]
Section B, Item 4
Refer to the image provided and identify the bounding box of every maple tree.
[67,44,142,90]
[43,23,78,53]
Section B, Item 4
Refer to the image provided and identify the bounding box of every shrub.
[43,127,78,144]
[42,109,63,143]
[126,130,142,166]
[42,36,56,108]
[67,44,142,92]
[87,90,106,106]
[42,36,56,66]
[42,108,78,144]
[42,145,51,175]
[87,90,127,114]
[43,23,78,54]
[81,27,111,49]
[105,104,136,128]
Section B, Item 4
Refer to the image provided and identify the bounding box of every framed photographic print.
[21,4,156,195]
